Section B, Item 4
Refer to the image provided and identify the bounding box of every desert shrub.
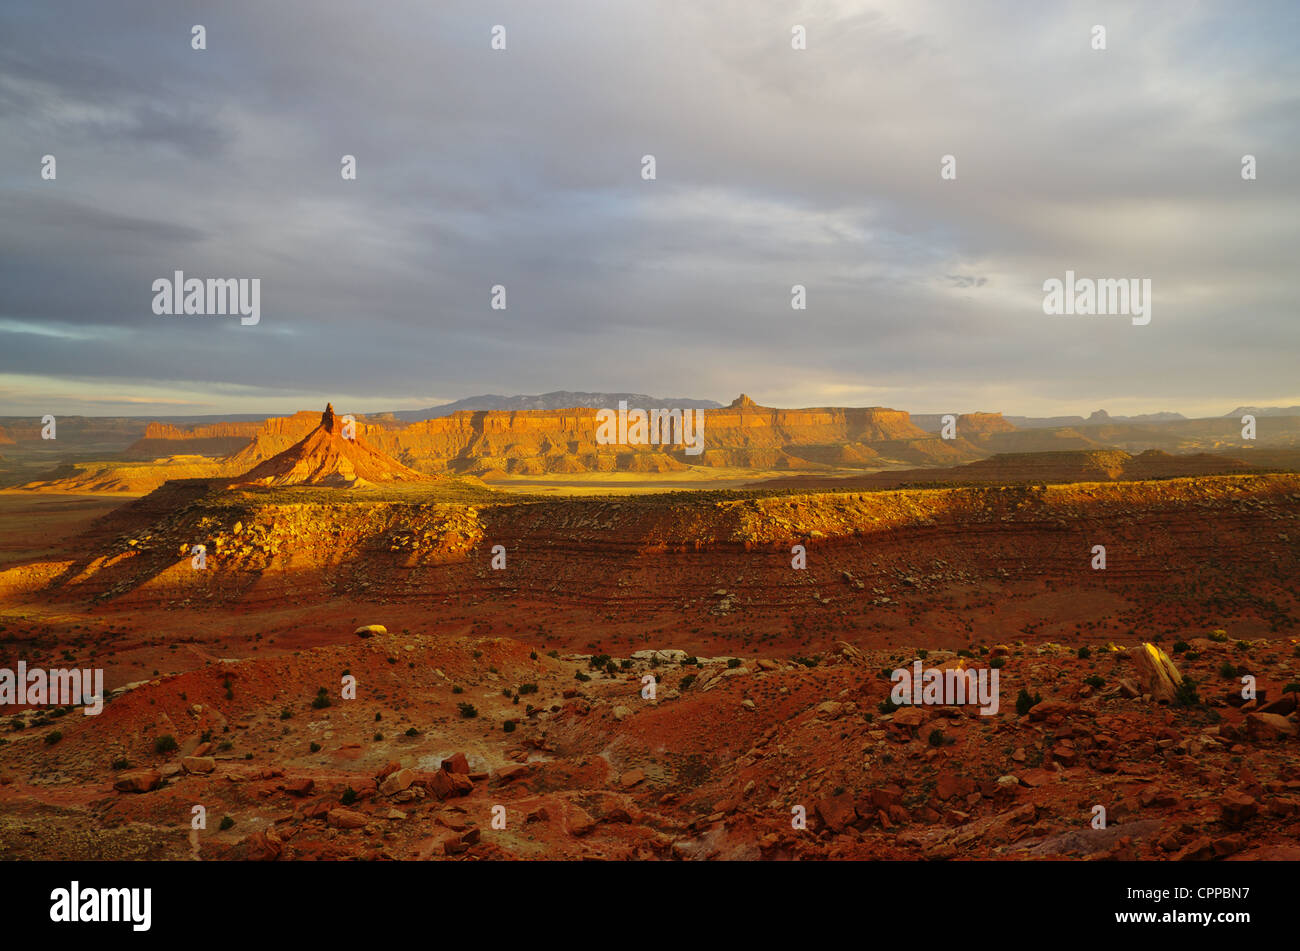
[503,720,516,733]
[1077,646,1091,659]
[340,786,357,805]
[458,702,478,719]
[518,683,538,695]
[989,657,1006,669]
[1084,675,1105,689]
[154,734,178,755]
[311,687,331,709]
[309,742,321,753]
[1015,689,1042,716]
[727,658,742,669]
[1174,676,1201,708]
[44,730,62,745]
[219,816,234,831]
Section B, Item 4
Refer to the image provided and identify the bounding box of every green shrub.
[340,786,357,805]
[44,730,63,745]
[219,816,235,831]
[1015,689,1041,716]
[503,720,516,733]
[1174,676,1201,708]
[1077,646,1092,659]
[154,734,178,755]
[458,702,478,719]
[727,658,742,669]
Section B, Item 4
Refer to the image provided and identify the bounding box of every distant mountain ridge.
[1006,410,1187,429]
[1225,406,1300,418]
[392,391,724,422]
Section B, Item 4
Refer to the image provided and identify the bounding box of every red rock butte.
[229,403,431,488]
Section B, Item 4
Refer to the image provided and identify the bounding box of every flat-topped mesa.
[956,412,1017,436]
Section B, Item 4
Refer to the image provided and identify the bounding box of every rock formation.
[229,403,431,488]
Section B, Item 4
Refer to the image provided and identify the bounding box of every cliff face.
[127,399,986,475]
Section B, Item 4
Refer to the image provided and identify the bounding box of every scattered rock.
[113,769,162,793]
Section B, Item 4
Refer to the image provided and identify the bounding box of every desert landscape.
[1,396,1297,862]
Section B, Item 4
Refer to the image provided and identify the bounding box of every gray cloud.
[0,0,1297,417]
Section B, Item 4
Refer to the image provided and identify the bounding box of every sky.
[1,0,1297,418]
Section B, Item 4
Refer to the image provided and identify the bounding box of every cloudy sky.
[1,0,1297,418]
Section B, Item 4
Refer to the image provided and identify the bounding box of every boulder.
[1245,712,1295,741]
[181,756,216,774]
[327,808,368,829]
[1219,790,1258,829]
[379,768,417,797]
[815,792,857,832]
[354,624,387,638]
[284,777,315,797]
[441,752,470,774]
[113,769,162,793]
[427,770,473,799]
[1129,642,1183,703]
